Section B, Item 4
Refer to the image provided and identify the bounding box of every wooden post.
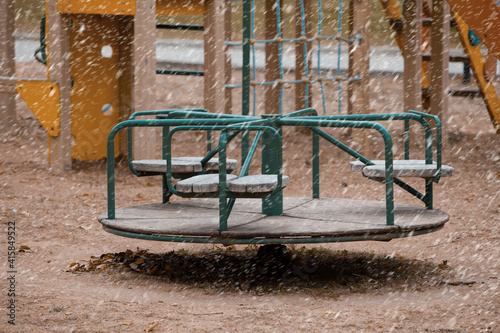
[430,0,449,121]
[348,0,370,115]
[295,0,313,110]
[47,0,72,172]
[0,0,16,131]
[265,0,281,115]
[131,0,157,159]
[118,15,134,156]
[403,0,423,112]
[204,0,232,114]
[347,0,371,157]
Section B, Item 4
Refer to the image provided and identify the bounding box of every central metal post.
[261,115,283,215]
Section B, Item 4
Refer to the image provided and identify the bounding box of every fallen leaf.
[18,245,32,252]
[145,321,159,332]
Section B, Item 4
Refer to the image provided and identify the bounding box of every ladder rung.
[422,53,469,63]
[449,88,482,98]
[156,23,204,31]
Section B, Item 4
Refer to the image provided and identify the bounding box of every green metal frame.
[104,109,446,243]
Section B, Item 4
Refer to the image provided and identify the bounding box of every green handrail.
[279,117,395,225]
[408,110,443,182]
[218,125,283,231]
[107,118,259,219]
[126,109,208,176]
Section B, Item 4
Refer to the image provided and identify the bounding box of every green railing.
[106,109,445,231]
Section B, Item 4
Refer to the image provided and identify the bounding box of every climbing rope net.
[225,0,361,115]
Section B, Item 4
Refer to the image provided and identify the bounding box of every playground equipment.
[0,0,231,172]
[1,0,499,175]
[99,108,454,244]
[97,0,456,245]
[380,0,500,132]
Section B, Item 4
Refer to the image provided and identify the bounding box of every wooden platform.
[98,198,449,244]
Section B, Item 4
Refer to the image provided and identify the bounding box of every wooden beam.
[265,0,281,115]
[295,0,313,110]
[348,0,370,114]
[131,0,157,159]
[47,0,72,172]
[430,0,449,121]
[348,0,371,157]
[0,0,16,130]
[204,0,232,114]
[403,0,423,112]
[118,15,134,156]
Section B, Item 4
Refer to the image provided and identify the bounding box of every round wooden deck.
[98,198,449,244]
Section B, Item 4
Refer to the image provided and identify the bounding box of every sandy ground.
[0,61,499,332]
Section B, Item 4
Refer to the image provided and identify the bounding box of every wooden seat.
[176,174,238,193]
[132,157,238,174]
[227,175,289,194]
[176,174,290,194]
[350,160,454,179]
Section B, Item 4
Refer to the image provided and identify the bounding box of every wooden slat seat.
[227,175,290,194]
[176,174,290,194]
[350,160,454,179]
[176,174,238,193]
[132,157,238,174]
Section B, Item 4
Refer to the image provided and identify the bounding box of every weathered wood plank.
[349,160,454,178]
[202,157,238,171]
[176,174,238,193]
[133,159,202,173]
[132,157,238,173]
[227,175,290,193]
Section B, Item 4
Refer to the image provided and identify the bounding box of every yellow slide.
[448,0,500,132]
[447,0,500,62]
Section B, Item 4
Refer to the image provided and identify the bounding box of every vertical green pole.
[381,126,394,226]
[162,126,170,203]
[404,119,410,160]
[107,128,118,219]
[262,122,283,215]
[241,0,252,164]
[425,179,433,209]
[206,130,212,153]
[312,131,320,198]
[219,132,229,231]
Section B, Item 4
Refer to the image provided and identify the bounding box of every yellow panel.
[69,15,121,160]
[58,0,135,15]
[156,0,205,15]
[16,81,61,137]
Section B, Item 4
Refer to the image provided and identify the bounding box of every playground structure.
[0,1,498,243]
[0,1,499,173]
[98,107,454,244]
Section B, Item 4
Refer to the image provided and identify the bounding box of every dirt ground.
[1,60,499,332]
